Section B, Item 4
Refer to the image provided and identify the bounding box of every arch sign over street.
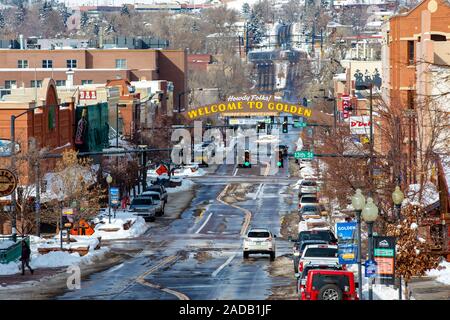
[186,94,313,120]
[0,168,18,197]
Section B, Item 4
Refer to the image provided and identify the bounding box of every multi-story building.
[0,48,187,112]
[381,0,450,185]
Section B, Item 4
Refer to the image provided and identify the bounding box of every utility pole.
[35,158,41,237]
[369,83,374,194]
[10,115,17,243]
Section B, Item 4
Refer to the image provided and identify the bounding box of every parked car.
[298,244,339,275]
[301,270,358,300]
[299,180,318,196]
[144,184,168,204]
[139,191,165,216]
[128,197,157,222]
[298,195,318,210]
[291,239,329,274]
[297,262,344,293]
[243,228,277,261]
[299,205,321,218]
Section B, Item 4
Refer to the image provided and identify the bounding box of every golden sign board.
[185,94,313,120]
[0,169,18,197]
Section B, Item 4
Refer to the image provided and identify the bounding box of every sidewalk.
[0,267,64,288]
[409,276,450,300]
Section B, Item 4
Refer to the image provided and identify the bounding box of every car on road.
[139,191,165,216]
[299,180,318,196]
[144,184,168,204]
[301,270,358,300]
[128,197,157,222]
[298,244,339,275]
[243,228,277,261]
[298,195,318,210]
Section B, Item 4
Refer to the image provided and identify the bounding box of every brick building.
[381,0,450,184]
[0,48,187,112]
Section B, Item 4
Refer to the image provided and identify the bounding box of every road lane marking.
[253,183,263,200]
[195,212,213,234]
[212,253,236,277]
[136,254,190,300]
[233,167,238,176]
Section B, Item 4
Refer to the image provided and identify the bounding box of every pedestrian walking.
[20,240,34,276]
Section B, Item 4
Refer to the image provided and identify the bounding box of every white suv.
[243,228,277,261]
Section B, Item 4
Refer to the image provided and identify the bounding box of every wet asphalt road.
[58,125,302,300]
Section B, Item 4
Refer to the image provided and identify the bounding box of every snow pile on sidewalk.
[0,240,15,250]
[172,167,206,178]
[93,210,148,240]
[427,260,450,285]
[0,236,109,275]
[362,283,400,300]
[0,262,20,275]
[167,179,196,194]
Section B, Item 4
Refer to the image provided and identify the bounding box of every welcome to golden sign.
[186,94,313,120]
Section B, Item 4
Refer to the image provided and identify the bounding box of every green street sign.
[374,248,394,257]
[294,151,314,160]
[264,118,271,124]
[294,121,307,128]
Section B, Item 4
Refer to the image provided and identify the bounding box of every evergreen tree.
[242,3,251,19]
[40,1,53,21]
[15,2,26,25]
[57,3,71,27]
[93,23,99,36]
[120,4,130,16]
[105,22,116,34]
[247,9,266,46]
[80,11,89,29]
[0,11,5,30]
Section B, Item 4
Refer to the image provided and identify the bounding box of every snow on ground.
[167,179,196,194]
[0,236,109,275]
[427,260,450,285]
[0,240,15,250]
[93,210,148,240]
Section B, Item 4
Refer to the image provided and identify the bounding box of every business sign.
[0,169,18,197]
[62,208,74,216]
[335,222,358,264]
[365,259,378,278]
[110,187,120,206]
[342,95,351,119]
[373,236,396,285]
[79,90,97,100]
[350,116,371,135]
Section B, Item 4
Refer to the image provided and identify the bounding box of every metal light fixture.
[352,189,366,210]
[392,186,404,206]
[362,197,379,222]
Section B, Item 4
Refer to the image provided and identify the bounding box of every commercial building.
[0,48,187,112]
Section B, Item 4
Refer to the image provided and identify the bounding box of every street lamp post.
[351,188,366,300]
[362,197,379,301]
[392,186,404,221]
[392,185,404,300]
[106,174,113,224]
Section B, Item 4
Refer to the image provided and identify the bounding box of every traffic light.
[270,116,275,124]
[260,122,265,130]
[277,150,284,168]
[282,121,288,133]
[244,150,251,168]
[302,97,308,106]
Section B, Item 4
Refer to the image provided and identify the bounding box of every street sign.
[294,121,307,128]
[110,187,120,207]
[365,259,378,278]
[294,150,314,160]
[373,236,396,285]
[155,164,169,176]
[336,222,358,264]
